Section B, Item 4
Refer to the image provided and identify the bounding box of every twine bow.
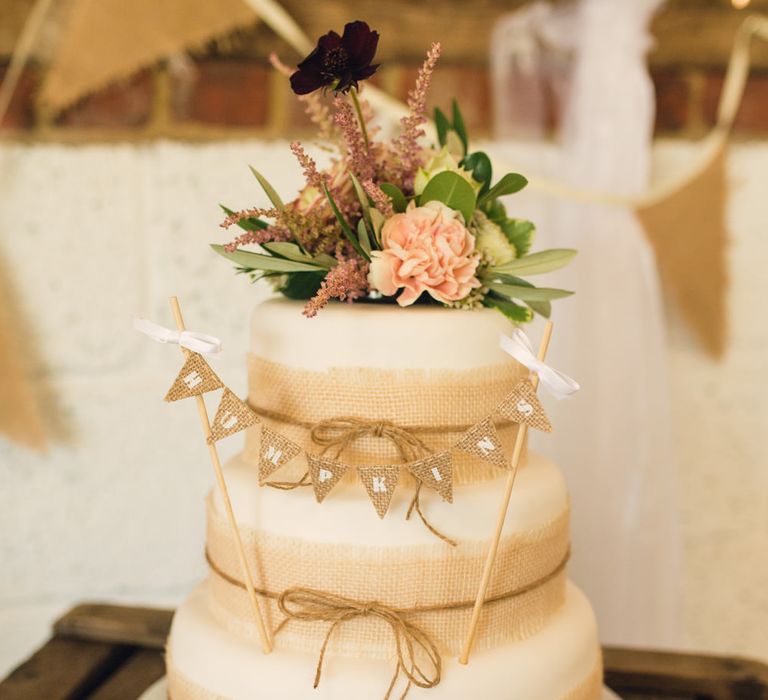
[311,416,432,462]
[499,329,579,399]
[277,588,442,700]
[133,317,223,356]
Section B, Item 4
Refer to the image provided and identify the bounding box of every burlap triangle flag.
[259,425,301,482]
[164,352,223,402]
[39,0,258,113]
[455,417,507,470]
[207,388,259,444]
[307,454,349,503]
[408,451,453,503]
[357,465,401,519]
[495,378,552,432]
[637,146,728,357]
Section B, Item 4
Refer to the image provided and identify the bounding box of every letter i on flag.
[207,389,259,444]
[408,451,453,503]
[357,465,400,518]
[165,352,223,402]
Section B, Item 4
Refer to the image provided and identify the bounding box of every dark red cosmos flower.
[290,21,379,95]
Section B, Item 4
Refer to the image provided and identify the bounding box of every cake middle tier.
[205,451,570,658]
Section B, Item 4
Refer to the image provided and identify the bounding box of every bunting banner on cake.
[358,465,401,518]
[259,425,302,483]
[164,352,224,402]
[495,379,552,433]
[408,451,454,503]
[455,417,508,470]
[207,388,259,444]
[307,454,349,503]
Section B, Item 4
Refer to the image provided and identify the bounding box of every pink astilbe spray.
[223,225,293,252]
[303,257,370,318]
[220,206,278,229]
[394,42,441,189]
[362,179,394,217]
[290,141,325,188]
[333,95,374,181]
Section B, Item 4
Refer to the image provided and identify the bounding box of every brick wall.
[1,0,767,140]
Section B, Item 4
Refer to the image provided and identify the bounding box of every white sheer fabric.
[488,0,680,647]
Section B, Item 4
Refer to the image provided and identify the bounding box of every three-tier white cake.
[165,298,602,699]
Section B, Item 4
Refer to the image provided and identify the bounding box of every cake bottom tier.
[167,581,603,700]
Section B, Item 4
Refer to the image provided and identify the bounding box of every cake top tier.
[250,298,516,371]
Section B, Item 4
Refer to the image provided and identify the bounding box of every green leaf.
[491,248,577,276]
[461,151,493,195]
[369,208,385,247]
[357,219,372,255]
[349,172,374,229]
[219,205,268,232]
[278,271,326,300]
[486,281,573,302]
[479,173,528,206]
[322,184,370,261]
[500,218,536,257]
[261,242,334,269]
[485,199,507,224]
[525,299,552,318]
[249,166,284,210]
[379,183,408,213]
[451,99,468,155]
[211,244,323,272]
[420,171,477,223]
[434,107,450,147]
[484,295,533,323]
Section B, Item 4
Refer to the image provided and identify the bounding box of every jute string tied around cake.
[263,413,458,546]
[205,547,570,700]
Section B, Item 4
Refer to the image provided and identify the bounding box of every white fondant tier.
[217,451,568,545]
[250,298,518,371]
[167,581,602,700]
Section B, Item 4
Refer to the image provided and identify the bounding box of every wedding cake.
[153,20,602,699]
[165,300,602,699]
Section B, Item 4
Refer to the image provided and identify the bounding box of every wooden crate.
[1,603,767,699]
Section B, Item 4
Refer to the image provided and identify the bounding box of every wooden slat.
[88,649,165,700]
[604,646,768,700]
[53,603,173,650]
[0,637,131,700]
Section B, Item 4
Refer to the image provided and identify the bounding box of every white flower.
[472,211,516,265]
[413,146,480,195]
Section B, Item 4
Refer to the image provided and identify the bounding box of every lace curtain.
[488,0,680,647]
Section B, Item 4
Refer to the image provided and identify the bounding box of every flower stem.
[349,88,370,152]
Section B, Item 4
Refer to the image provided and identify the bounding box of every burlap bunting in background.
[408,452,453,503]
[637,146,729,357]
[38,0,259,114]
[358,465,401,518]
[455,418,507,470]
[207,388,259,444]
[307,454,349,503]
[259,425,301,483]
[164,352,223,402]
[496,379,552,433]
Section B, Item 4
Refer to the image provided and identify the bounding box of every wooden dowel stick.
[169,296,273,655]
[459,320,554,665]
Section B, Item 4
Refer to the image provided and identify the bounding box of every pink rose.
[368,201,481,306]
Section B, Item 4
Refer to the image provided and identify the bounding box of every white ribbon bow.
[499,329,580,400]
[133,318,223,356]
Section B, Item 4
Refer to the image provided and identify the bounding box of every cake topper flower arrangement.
[214,20,576,320]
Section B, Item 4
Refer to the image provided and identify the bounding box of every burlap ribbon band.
[205,496,571,658]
